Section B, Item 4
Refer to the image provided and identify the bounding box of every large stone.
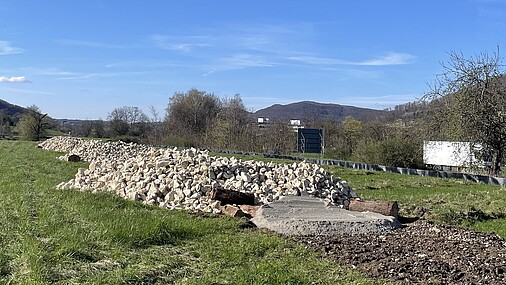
[252,195,401,236]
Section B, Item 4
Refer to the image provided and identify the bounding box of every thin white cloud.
[57,73,101,80]
[318,68,384,81]
[0,86,52,95]
[104,60,191,69]
[356,52,416,66]
[338,94,419,109]
[19,67,77,76]
[0,41,23,55]
[221,54,274,68]
[57,39,129,49]
[0,76,30,83]
[287,56,347,65]
[203,54,275,76]
[287,52,416,66]
[57,71,147,80]
[151,34,211,52]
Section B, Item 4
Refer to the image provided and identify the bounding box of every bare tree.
[108,106,149,137]
[0,109,12,138]
[209,94,250,150]
[424,49,506,174]
[165,88,221,146]
[148,105,160,123]
[257,121,294,155]
[144,105,162,144]
[18,105,49,141]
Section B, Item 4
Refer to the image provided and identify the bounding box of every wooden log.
[211,188,255,205]
[349,200,399,219]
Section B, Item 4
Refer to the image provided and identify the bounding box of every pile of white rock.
[38,137,152,163]
[39,137,359,213]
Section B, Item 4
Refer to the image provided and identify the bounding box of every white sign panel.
[423,141,478,167]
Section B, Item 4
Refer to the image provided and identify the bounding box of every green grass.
[211,152,506,236]
[329,166,506,236]
[45,129,67,137]
[0,141,382,285]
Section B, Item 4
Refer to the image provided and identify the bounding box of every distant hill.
[0,98,27,117]
[253,101,392,122]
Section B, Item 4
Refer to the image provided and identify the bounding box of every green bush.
[380,137,423,168]
[324,146,352,160]
[353,141,382,164]
[354,138,423,168]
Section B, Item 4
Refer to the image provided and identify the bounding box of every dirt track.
[294,220,506,284]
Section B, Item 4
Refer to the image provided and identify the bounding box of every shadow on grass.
[0,253,11,278]
[114,221,201,248]
[441,207,506,225]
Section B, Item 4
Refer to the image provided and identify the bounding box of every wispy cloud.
[338,93,419,109]
[57,73,101,80]
[203,53,275,76]
[356,52,416,66]
[287,55,347,65]
[0,86,52,95]
[19,67,77,76]
[57,71,147,80]
[0,76,30,83]
[0,41,23,55]
[320,68,384,81]
[104,60,192,69]
[151,34,211,52]
[57,39,129,49]
[151,25,416,79]
[287,52,416,66]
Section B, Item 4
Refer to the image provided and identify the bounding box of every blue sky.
[1,0,505,119]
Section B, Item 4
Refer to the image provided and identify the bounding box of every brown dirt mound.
[294,220,506,284]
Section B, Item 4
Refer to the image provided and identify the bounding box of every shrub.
[354,138,424,168]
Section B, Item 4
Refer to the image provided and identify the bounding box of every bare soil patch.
[294,220,506,284]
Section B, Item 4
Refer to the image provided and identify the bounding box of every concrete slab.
[252,195,402,236]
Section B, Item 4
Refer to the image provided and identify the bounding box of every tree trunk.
[493,149,502,176]
[349,200,399,219]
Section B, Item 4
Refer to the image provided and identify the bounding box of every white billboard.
[423,141,482,167]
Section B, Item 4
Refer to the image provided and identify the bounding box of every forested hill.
[0,98,26,117]
[253,101,393,122]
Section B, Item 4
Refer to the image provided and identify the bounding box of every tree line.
[6,49,506,175]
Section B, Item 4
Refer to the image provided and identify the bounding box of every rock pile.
[39,137,359,213]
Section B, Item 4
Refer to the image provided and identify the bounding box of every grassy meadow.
[333,167,506,236]
[0,140,383,285]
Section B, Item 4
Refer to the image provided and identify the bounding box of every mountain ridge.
[253,101,392,122]
[0,98,27,117]
[1,98,403,123]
